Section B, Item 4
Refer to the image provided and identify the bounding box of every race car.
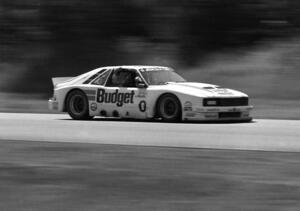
[49,65,253,122]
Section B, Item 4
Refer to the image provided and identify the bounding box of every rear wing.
[51,77,73,87]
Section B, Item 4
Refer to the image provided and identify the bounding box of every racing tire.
[157,94,181,122]
[66,90,93,120]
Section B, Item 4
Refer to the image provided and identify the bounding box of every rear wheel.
[66,90,93,120]
[157,94,181,122]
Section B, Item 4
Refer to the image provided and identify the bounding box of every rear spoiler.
[51,77,74,87]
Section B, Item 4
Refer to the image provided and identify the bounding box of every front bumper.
[48,98,59,111]
[183,105,253,122]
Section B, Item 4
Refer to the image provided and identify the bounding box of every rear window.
[83,69,107,84]
[92,70,111,85]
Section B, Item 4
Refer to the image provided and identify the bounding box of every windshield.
[139,68,186,85]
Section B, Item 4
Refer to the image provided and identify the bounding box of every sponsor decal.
[87,95,96,101]
[140,67,170,72]
[207,108,219,112]
[136,88,147,98]
[213,89,232,95]
[228,108,240,112]
[185,112,196,117]
[184,101,192,107]
[84,89,97,101]
[97,89,134,107]
[139,100,147,112]
[195,108,205,113]
[136,91,146,98]
[204,113,218,118]
[83,90,96,95]
[184,101,192,111]
[90,103,97,111]
[136,94,146,98]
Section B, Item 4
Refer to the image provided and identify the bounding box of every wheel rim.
[164,99,176,116]
[70,95,86,115]
[160,97,179,119]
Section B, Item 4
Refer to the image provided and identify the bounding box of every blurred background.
[1,0,300,118]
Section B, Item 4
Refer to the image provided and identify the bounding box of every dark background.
[1,0,300,117]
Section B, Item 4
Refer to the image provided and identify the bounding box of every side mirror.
[135,76,147,88]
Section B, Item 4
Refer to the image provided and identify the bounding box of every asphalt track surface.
[1,113,300,211]
[0,112,300,152]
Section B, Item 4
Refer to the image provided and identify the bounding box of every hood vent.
[202,86,216,89]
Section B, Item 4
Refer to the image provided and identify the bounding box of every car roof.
[79,65,173,83]
[97,65,171,70]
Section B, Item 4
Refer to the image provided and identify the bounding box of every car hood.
[162,82,248,97]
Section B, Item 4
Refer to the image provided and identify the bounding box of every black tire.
[66,90,93,120]
[157,94,181,122]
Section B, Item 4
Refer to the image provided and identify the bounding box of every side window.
[106,68,137,87]
[91,70,111,86]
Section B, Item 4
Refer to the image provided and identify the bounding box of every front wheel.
[66,90,93,120]
[157,94,181,122]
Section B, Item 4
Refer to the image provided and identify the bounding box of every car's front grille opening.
[219,112,241,118]
[203,97,248,107]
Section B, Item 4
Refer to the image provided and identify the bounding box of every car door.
[104,68,148,119]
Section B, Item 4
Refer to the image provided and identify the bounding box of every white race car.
[49,65,253,122]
